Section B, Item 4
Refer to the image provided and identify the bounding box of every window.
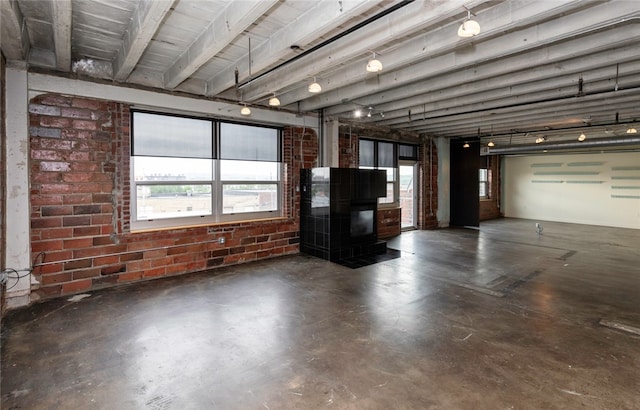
[358,139,415,207]
[131,111,282,230]
[479,157,491,200]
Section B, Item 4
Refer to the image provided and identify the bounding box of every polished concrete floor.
[2,218,639,409]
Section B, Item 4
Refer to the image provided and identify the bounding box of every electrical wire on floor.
[1,251,46,290]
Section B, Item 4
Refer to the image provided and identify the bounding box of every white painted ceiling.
[2,0,640,146]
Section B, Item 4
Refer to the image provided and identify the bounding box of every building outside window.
[131,111,282,230]
[479,156,492,200]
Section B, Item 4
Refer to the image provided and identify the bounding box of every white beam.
[401,90,640,136]
[50,0,72,71]
[28,72,317,130]
[0,0,29,61]
[297,0,638,111]
[240,0,493,101]
[113,0,175,82]
[205,0,380,96]
[326,42,640,118]
[163,0,279,89]
[372,54,640,125]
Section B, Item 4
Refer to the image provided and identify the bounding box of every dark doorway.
[450,140,480,227]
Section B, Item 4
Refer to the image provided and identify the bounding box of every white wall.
[503,152,640,229]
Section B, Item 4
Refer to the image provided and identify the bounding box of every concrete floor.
[2,218,639,409]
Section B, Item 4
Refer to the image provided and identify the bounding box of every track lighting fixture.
[268,94,280,107]
[240,104,251,116]
[458,10,480,38]
[578,132,586,142]
[366,52,383,73]
[308,77,322,93]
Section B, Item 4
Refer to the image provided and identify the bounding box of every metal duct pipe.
[487,136,640,155]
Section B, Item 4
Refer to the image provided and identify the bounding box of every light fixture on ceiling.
[463,142,470,148]
[535,135,548,144]
[268,94,281,107]
[308,77,322,93]
[627,126,638,134]
[354,109,362,118]
[487,141,495,147]
[240,104,251,116]
[578,132,586,142]
[366,52,383,73]
[458,10,480,38]
[367,107,373,118]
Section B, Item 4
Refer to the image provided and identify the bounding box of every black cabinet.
[300,167,387,261]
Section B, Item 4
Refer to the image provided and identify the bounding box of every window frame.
[130,110,283,231]
[359,139,418,208]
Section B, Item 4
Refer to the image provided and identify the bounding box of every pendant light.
[268,94,281,107]
[366,52,383,73]
[240,104,251,116]
[308,77,322,93]
[627,126,637,134]
[458,10,480,38]
[578,132,586,142]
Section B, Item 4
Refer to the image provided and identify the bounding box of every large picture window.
[131,111,282,230]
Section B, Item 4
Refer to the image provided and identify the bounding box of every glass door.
[399,162,417,229]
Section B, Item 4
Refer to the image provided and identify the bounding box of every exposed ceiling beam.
[368,59,640,126]
[205,0,381,97]
[239,0,495,102]
[163,0,279,89]
[401,90,640,136]
[296,0,639,111]
[113,0,175,82]
[0,0,29,61]
[324,41,640,118]
[279,0,595,108]
[404,93,640,134]
[50,0,72,71]
[395,72,640,130]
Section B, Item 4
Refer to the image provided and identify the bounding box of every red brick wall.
[479,155,502,221]
[338,129,358,168]
[337,126,440,233]
[377,208,401,238]
[29,93,317,300]
[419,139,439,229]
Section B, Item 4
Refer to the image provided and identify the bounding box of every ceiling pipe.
[487,135,640,155]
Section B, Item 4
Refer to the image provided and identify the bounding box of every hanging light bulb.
[578,132,586,142]
[367,107,373,118]
[308,77,322,93]
[268,94,281,107]
[240,104,251,116]
[458,10,480,38]
[366,52,383,73]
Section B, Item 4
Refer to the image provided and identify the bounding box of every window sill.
[130,216,292,234]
